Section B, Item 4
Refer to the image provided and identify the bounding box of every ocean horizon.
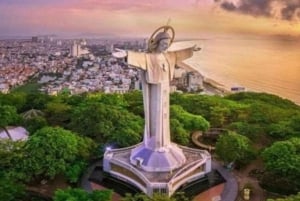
[172,36,300,105]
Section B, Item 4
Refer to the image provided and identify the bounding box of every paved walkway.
[212,161,239,201]
[191,130,238,201]
[193,183,224,201]
[80,160,102,192]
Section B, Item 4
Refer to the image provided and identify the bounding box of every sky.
[0,0,299,38]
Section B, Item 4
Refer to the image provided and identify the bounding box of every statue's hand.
[112,48,127,58]
[193,45,201,52]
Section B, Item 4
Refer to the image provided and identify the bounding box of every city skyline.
[0,0,300,38]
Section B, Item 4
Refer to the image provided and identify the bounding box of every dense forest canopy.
[0,90,299,200]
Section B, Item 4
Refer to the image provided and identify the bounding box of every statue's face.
[156,38,171,53]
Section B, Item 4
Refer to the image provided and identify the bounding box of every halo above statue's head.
[148,25,175,52]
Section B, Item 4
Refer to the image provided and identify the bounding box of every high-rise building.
[71,41,90,57]
[71,41,80,57]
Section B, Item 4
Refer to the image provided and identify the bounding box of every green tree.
[0,92,27,112]
[54,188,112,201]
[122,193,177,201]
[0,139,25,169]
[45,102,72,127]
[226,92,299,110]
[86,93,128,108]
[209,106,230,127]
[19,127,95,180]
[105,109,143,147]
[246,102,277,124]
[170,93,245,126]
[267,121,295,139]
[170,119,189,145]
[0,172,25,201]
[260,171,300,195]
[267,192,300,201]
[289,114,300,136]
[64,136,96,183]
[22,92,51,111]
[69,102,109,140]
[228,121,263,140]
[76,135,97,159]
[22,116,48,134]
[122,193,151,201]
[70,102,143,146]
[0,105,20,139]
[170,93,215,119]
[215,131,254,165]
[63,94,86,107]
[123,90,144,117]
[59,88,71,96]
[262,138,300,177]
[170,105,209,132]
[65,160,87,183]
[169,105,209,146]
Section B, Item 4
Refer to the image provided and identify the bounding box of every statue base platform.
[103,143,211,197]
[130,143,186,172]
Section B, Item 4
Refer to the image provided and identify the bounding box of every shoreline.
[194,70,300,106]
[183,62,231,96]
[176,59,231,96]
[202,77,231,95]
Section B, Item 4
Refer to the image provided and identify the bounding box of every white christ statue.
[113,26,200,172]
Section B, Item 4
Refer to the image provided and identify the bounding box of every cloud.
[216,0,300,21]
[220,1,237,11]
[281,2,300,20]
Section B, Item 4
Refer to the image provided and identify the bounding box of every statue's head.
[148,25,175,53]
[154,32,171,52]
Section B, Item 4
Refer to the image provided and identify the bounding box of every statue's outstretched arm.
[127,51,147,70]
[173,45,201,62]
[169,45,201,72]
[112,49,146,70]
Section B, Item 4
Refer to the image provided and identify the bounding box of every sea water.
[172,36,300,105]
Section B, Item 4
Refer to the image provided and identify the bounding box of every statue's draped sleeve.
[127,51,147,70]
[174,46,194,62]
[171,46,198,72]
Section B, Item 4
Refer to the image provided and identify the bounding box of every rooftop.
[0,126,29,141]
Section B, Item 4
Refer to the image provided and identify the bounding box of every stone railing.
[170,158,206,189]
[109,156,149,193]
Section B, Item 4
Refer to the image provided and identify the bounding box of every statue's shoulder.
[165,51,176,58]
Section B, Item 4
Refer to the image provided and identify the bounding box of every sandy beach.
[203,77,231,95]
[180,60,231,96]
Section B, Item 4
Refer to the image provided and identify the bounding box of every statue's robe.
[127,47,195,151]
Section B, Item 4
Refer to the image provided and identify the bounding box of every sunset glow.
[0,0,299,38]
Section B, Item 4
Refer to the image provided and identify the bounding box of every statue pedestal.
[103,143,211,197]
